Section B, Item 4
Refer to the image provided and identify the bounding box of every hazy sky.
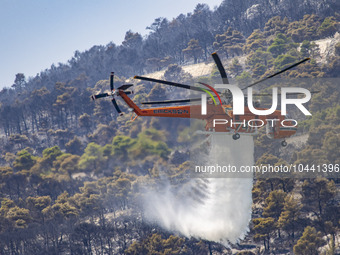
[0,0,222,89]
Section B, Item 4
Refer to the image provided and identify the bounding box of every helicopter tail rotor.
[91,72,135,116]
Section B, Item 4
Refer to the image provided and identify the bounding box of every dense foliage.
[0,1,339,254]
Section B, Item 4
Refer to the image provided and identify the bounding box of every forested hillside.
[0,0,339,254]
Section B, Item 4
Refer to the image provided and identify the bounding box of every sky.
[0,0,222,89]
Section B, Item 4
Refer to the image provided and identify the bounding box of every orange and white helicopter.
[91,53,316,146]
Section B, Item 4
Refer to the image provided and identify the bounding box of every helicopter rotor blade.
[110,72,114,92]
[141,98,201,105]
[140,91,320,105]
[111,98,123,115]
[91,93,109,100]
[249,91,320,96]
[134,76,205,93]
[242,58,310,90]
[212,52,229,84]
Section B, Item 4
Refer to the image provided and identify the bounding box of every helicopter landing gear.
[281,140,287,147]
[232,133,240,140]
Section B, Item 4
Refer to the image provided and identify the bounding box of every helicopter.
[91,53,316,147]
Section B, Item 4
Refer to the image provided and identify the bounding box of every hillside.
[0,1,340,254]
[141,34,338,81]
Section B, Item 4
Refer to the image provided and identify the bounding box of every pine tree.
[182,39,203,64]
[293,226,325,255]
[278,195,302,243]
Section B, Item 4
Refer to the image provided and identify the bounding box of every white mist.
[143,135,254,244]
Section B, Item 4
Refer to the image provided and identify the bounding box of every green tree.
[31,145,63,174]
[129,129,170,160]
[108,177,132,209]
[4,152,16,167]
[26,196,51,221]
[244,29,266,53]
[322,131,340,163]
[79,113,92,133]
[78,142,106,173]
[42,146,63,165]
[182,39,203,63]
[45,192,79,219]
[247,49,273,68]
[6,206,31,228]
[267,33,297,58]
[273,54,297,71]
[326,56,340,77]
[318,16,338,37]
[213,27,245,58]
[263,190,287,220]
[287,14,321,42]
[125,234,185,255]
[264,16,289,36]
[13,149,36,171]
[236,252,255,255]
[293,226,325,255]
[112,136,136,161]
[301,178,336,217]
[251,63,266,78]
[0,167,14,196]
[278,195,302,243]
[88,124,117,145]
[55,154,80,175]
[8,134,29,149]
[93,98,116,124]
[12,73,26,90]
[253,217,275,250]
[65,136,84,155]
[190,4,215,60]
[228,58,243,76]
[122,30,143,49]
